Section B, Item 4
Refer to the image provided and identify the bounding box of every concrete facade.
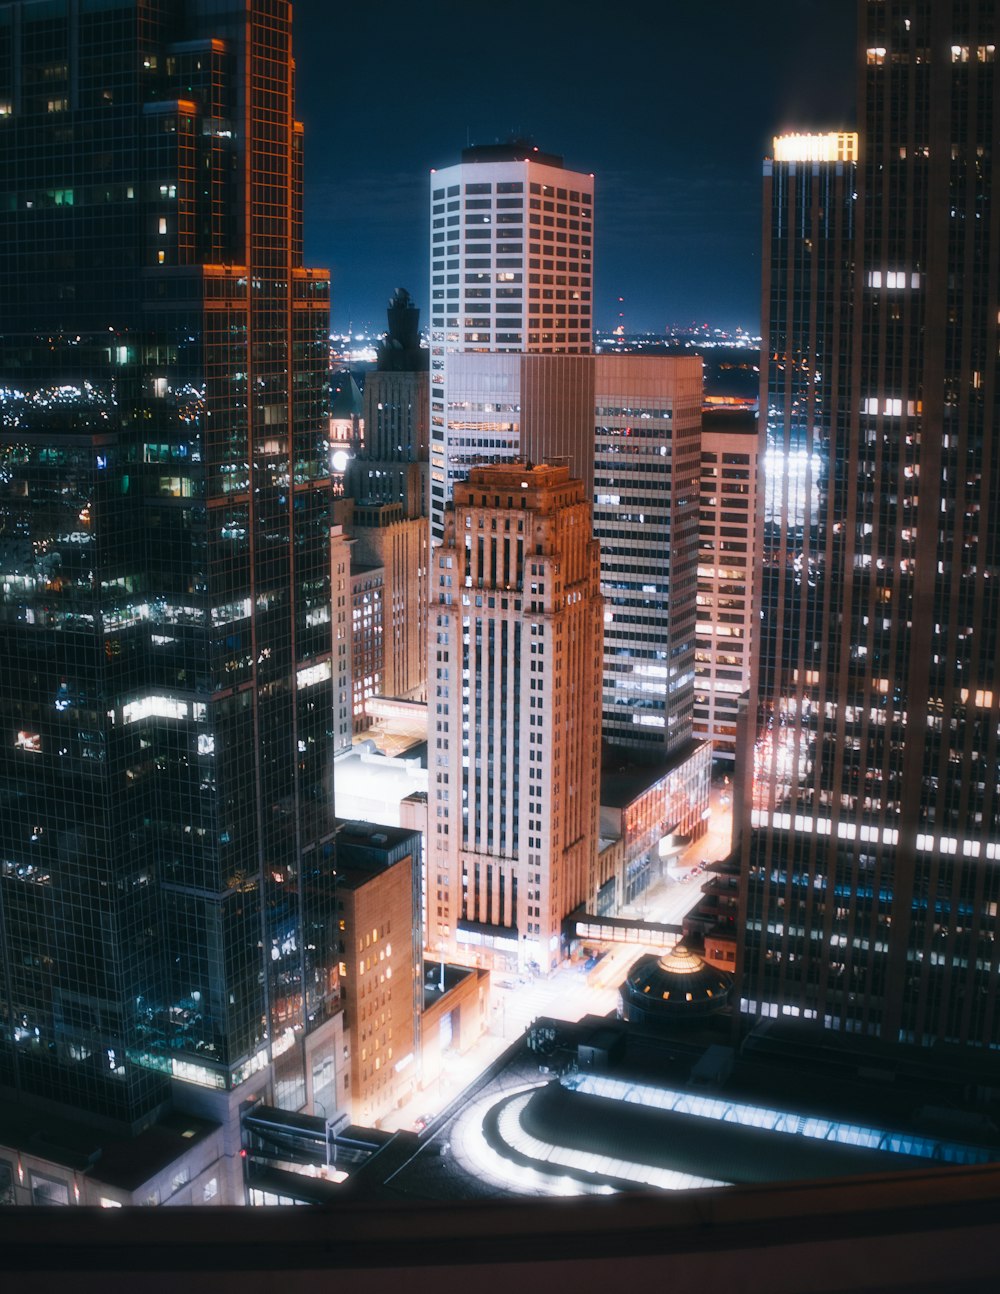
[429,464,603,972]
[336,823,423,1126]
[694,409,759,760]
[348,503,429,706]
[420,965,491,1090]
[428,145,594,538]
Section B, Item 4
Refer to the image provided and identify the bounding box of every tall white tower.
[428,143,595,538]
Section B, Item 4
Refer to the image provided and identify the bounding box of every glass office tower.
[743,2,1000,1051]
[0,0,337,1128]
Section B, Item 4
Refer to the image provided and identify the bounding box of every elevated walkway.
[570,909,683,946]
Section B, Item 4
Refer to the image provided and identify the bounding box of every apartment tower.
[742,0,1000,1051]
[429,464,602,971]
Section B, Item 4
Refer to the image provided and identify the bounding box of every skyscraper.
[593,356,703,762]
[429,463,602,971]
[340,290,429,715]
[347,287,430,519]
[428,143,594,537]
[694,409,760,761]
[424,350,708,765]
[742,0,1000,1052]
[755,131,857,708]
[0,0,339,1132]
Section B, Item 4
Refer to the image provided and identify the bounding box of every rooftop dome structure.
[618,945,732,1026]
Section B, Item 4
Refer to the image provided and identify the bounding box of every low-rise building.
[335,822,423,1126]
[420,964,490,1091]
[0,1106,229,1207]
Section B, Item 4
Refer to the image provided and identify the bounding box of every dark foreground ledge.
[3,1161,1000,1293]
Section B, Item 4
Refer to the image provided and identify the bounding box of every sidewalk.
[379,789,734,1135]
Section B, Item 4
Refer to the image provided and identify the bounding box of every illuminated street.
[381,788,734,1134]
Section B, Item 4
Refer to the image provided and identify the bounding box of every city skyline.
[294,0,856,336]
[4,0,1000,1236]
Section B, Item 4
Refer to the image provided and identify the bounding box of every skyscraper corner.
[744,1,1000,1053]
[0,0,340,1154]
[428,461,603,972]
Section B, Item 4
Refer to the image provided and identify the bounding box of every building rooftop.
[771,131,859,163]
[332,745,428,827]
[600,738,707,809]
[334,819,421,883]
[459,140,565,168]
[462,461,572,489]
[341,1014,1000,1204]
[0,1104,219,1193]
[330,373,363,418]
[422,963,476,1010]
[701,406,758,435]
[620,947,733,1022]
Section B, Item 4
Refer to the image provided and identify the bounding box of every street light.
[314,1099,333,1168]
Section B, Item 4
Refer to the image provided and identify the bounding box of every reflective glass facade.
[743,2,1000,1050]
[0,0,336,1126]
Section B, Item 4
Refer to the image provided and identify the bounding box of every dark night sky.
[293,0,856,336]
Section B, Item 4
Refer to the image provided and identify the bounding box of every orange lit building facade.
[336,823,423,1125]
[429,464,603,971]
